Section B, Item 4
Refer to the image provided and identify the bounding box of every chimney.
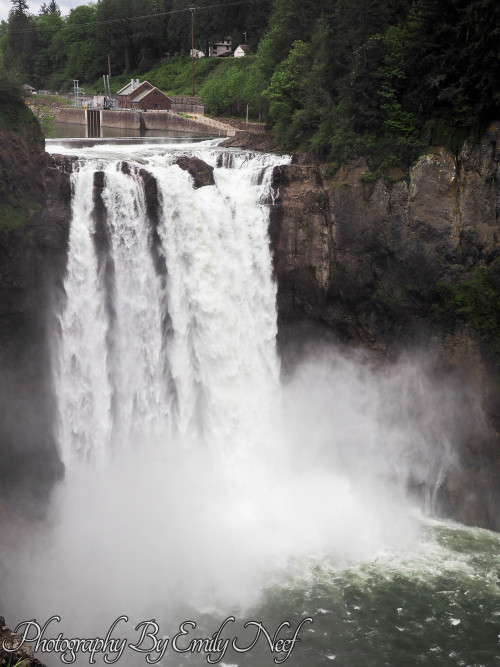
[131,78,135,89]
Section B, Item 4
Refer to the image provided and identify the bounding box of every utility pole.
[188,5,196,97]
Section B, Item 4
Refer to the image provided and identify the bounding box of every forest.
[1,0,500,169]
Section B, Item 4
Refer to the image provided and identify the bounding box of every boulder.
[173,156,214,188]
[0,616,47,666]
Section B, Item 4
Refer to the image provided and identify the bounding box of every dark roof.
[131,87,172,103]
[117,80,153,96]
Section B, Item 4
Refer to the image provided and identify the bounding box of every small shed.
[234,45,250,58]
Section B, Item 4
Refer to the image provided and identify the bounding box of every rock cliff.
[270,123,500,529]
[0,111,71,516]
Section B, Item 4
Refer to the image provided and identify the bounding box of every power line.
[5,0,263,34]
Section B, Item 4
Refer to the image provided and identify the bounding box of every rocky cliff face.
[270,123,500,529]
[0,115,71,516]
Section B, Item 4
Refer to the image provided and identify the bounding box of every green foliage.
[0,58,42,149]
[263,40,309,139]
[403,0,500,154]
[26,94,70,136]
[0,0,498,172]
[0,52,24,103]
[4,0,36,80]
[359,171,377,183]
[200,57,249,114]
[0,64,44,230]
[0,0,271,92]
[32,7,63,86]
[431,270,500,363]
[0,91,39,135]
[231,0,497,167]
[143,56,221,96]
[0,202,30,232]
[5,656,27,666]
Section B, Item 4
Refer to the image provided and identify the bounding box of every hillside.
[2,0,499,171]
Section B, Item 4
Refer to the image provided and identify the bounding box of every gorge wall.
[0,114,71,516]
[269,123,500,530]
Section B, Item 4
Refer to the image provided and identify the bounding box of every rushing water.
[2,140,500,667]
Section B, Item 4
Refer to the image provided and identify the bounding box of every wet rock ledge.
[0,617,47,666]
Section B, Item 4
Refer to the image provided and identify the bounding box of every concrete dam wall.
[55,109,235,136]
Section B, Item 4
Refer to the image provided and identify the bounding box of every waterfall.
[46,144,421,623]
[57,147,287,468]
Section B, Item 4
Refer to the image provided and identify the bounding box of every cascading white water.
[47,143,428,621]
[57,146,285,468]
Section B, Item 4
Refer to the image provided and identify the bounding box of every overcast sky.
[0,0,86,23]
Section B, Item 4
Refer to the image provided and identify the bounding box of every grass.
[4,657,27,667]
[97,56,222,97]
[30,93,72,106]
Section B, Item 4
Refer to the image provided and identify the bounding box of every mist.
[1,342,484,657]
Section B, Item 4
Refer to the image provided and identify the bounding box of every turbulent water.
[3,140,500,667]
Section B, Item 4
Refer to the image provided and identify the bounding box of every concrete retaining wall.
[56,108,85,125]
[170,96,201,105]
[142,112,235,136]
[56,108,235,136]
[241,122,267,134]
[171,104,205,115]
[100,110,142,129]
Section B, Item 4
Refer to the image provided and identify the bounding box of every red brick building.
[131,87,172,111]
[116,79,172,111]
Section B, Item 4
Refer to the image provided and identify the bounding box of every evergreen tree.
[40,0,61,15]
[33,2,63,87]
[6,0,36,80]
[10,0,29,17]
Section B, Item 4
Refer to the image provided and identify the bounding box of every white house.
[234,44,250,58]
[208,38,232,57]
[190,48,205,58]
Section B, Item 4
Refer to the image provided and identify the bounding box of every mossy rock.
[431,269,500,365]
[0,198,39,232]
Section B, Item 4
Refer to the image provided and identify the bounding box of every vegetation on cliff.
[0,55,34,131]
[200,0,500,170]
[432,270,500,366]
[0,57,44,230]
